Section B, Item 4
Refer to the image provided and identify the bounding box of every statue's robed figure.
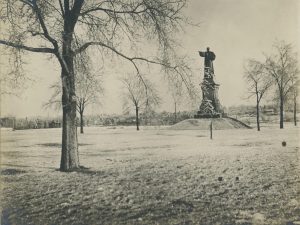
[199,47,216,73]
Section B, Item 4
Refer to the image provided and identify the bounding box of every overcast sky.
[1,0,299,118]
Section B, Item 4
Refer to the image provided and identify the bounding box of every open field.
[1,124,300,225]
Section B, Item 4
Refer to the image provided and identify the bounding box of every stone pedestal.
[195,67,223,118]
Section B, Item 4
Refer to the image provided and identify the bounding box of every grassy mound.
[170,117,251,130]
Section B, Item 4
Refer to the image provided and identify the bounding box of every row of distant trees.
[78,111,193,127]
[0,111,194,129]
[3,105,295,130]
[244,41,299,131]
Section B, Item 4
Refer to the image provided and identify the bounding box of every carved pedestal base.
[194,67,224,118]
[194,99,223,118]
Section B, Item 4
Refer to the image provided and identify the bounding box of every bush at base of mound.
[169,118,251,130]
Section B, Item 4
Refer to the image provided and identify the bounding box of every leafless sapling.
[44,53,103,134]
[121,74,160,131]
[244,59,272,131]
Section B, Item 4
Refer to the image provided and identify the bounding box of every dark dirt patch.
[1,168,26,175]
[233,141,272,147]
[170,199,194,213]
[1,139,18,143]
[196,135,206,137]
[1,151,25,158]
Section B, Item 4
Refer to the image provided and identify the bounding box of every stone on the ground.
[288,199,299,207]
[252,213,265,225]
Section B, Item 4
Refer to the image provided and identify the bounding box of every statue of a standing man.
[199,47,216,73]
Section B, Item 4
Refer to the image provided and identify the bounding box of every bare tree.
[168,66,200,124]
[0,0,193,171]
[74,53,103,134]
[121,74,160,130]
[244,59,272,131]
[168,79,184,124]
[264,41,299,129]
[289,78,299,126]
[45,54,103,134]
[276,76,299,126]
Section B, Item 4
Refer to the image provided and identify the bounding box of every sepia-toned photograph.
[0,0,299,224]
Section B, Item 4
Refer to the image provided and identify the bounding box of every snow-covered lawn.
[1,124,299,225]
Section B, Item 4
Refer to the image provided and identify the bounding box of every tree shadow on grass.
[37,143,92,148]
[1,168,26,175]
[55,166,107,176]
[2,164,57,170]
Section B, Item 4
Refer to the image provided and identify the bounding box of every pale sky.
[1,0,299,118]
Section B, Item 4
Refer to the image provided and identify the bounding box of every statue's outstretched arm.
[199,51,205,57]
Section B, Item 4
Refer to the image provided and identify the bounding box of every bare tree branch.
[80,3,146,16]
[0,40,54,53]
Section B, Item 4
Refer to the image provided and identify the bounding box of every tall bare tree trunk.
[60,24,79,171]
[61,96,79,171]
[135,106,139,131]
[256,96,260,131]
[294,96,297,126]
[12,117,16,131]
[210,119,213,139]
[279,94,284,129]
[174,102,177,124]
[80,111,84,134]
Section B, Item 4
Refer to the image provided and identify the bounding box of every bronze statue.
[199,47,216,73]
[195,47,223,118]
